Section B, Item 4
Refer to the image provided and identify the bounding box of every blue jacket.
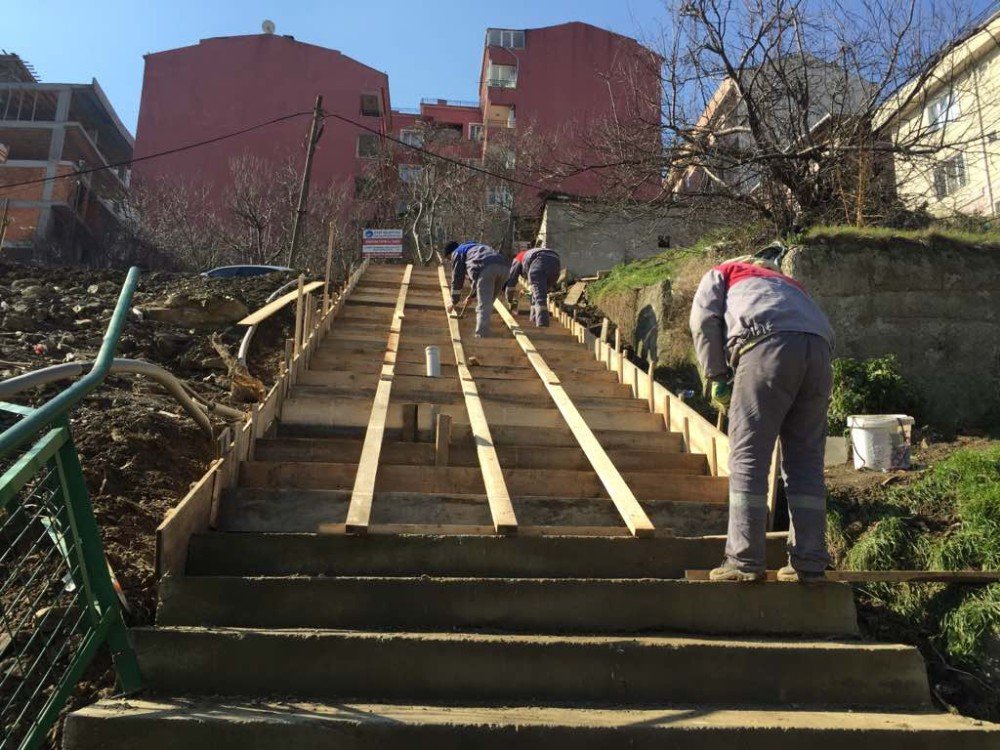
[450,243,507,299]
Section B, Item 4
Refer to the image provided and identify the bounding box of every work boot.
[708,561,764,583]
[776,565,826,584]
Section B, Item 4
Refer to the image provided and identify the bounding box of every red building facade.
[133,33,391,194]
[134,22,660,211]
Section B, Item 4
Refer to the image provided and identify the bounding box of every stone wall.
[595,234,1000,426]
[536,200,711,277]
[786,236,1000,427]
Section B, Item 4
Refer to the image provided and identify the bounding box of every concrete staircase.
[63,265,999,747]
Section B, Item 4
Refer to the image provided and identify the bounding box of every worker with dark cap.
[689,251,835,583]
[442,241,510,337]
[505,246,561,327]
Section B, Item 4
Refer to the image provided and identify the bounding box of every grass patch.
[805,224,1000,247]
[830,443,1000,717]
[588,251,682,302]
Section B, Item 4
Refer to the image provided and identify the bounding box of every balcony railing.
[487,79,517,89]
[420,98,481,109]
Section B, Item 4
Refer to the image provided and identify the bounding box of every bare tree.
[580,0,989,232]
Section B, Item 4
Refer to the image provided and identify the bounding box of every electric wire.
[0,105,556,195]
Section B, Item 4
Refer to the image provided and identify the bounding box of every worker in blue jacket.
[443,241,510,337]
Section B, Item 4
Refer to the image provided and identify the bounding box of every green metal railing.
[0,267,142,750]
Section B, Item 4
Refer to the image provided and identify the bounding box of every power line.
[320,108,551,193]
[0,102,556,196]
[0,110,314,191]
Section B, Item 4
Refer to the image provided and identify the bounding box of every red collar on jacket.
[715,261,808,294]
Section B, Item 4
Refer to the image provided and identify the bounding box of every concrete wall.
[536,201,707,277]
[594,234,1000,426]
[786,236,1000,426]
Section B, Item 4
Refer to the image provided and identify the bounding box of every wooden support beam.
[435,412,452,467]
[345,264,413,534]
[685,569,1000,584]
[437,265,518,534]
[240,280,324,327]
[494,299,656,538]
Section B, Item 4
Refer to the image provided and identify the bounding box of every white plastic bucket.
[425,345,441,377]
[847,414,914,471]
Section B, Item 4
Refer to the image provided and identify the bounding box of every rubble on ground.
[0,263,300,624]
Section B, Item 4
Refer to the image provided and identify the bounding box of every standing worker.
[505,246,561,327]
[443,241,510,338]
[689,252,835,583]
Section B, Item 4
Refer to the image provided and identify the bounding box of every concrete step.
[128,627,931,708]
[253,437,696,470]
[187,531,787,578]
[277,421,687,452]
[157,575,860,636]
[64,698,1000,750]
[215,487,729,536]
[237,461,725,501]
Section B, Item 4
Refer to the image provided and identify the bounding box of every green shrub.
[828,355,918,433]
[939,585,1000,668]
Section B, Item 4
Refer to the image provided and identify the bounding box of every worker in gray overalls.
[689,253,835,583]
[443,241,510,338]
[505,246,561,327]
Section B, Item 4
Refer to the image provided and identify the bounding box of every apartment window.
[486,184,513,209]
[360,93,381,117]
[399,164,423,184]
[355,175,372,198]
[487,28,525,49]
[357,133,378,158]
[469,123,484,142]
[925,92,960,132]
[400,129,424,148]
[488,63,518,89]
[933,153,967,198]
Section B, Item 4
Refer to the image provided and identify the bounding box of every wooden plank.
[239,280,324,327]
[345,264,413,534]
[438,265,517,534]
[684,569,1000,584]
[494,300,656,537]
[155,459,222,578]
[242,460,725,501]
[316,523,672,538]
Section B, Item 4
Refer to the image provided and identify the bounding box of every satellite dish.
[262,20,276,34]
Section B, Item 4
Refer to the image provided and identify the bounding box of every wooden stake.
[646,356,655,413]
[435,412,452,467]
[600,317,609,344]
[402,403,418,442]
[323,221,335,313]
[293,275,305,355]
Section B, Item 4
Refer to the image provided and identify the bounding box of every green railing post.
[53,418,142,692]
[0,266,143,750]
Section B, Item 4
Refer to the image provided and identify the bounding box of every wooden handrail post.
[293,274,305,355]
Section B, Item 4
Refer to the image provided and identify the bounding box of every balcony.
[487,78,517,89]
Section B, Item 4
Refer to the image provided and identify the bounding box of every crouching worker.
[505,246,561,326]
[689,254,835,583]
[443,241,510,338]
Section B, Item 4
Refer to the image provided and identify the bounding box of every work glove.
[710,379,733,411]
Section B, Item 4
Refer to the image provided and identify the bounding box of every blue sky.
[5,0,668,133]
[7,0,996,135]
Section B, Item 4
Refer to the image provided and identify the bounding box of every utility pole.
[287,95,324,267]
